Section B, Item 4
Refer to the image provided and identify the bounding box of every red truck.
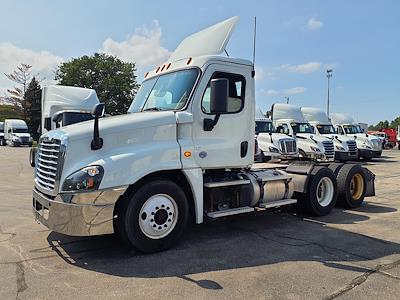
[369,129,397,148]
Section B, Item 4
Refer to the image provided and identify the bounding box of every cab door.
[190,63,254,169]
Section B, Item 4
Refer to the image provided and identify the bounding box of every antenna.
[251,16,257,78]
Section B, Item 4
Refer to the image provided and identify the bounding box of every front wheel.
[116,179,189,253]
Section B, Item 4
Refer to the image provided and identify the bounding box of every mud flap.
[362,167,375,197]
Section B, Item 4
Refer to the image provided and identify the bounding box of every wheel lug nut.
[168,219,171,222]
[166,207,170,210]
[156,206,159,210]
[158,226,162,230]
[150,219,154,222]
[168,212,172,216]
[164,224,167,227]
[161,204,165,208]
[153,224,156,228]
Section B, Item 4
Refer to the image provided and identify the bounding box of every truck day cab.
[29,85,99,166]
[255,108,298,161]
[270,103,335,162]
[330,113,382,160]
[301,107,358,162]
[4,119,33,147]
[32,17,375,253]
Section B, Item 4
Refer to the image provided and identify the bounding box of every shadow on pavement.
[44,204,400,289]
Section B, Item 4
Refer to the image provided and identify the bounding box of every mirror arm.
[204,114,221,131]
[91,114,103,150]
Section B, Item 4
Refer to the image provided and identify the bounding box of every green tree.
[390,117,400,129]
[25,77,42,140]
[55,53,139,115]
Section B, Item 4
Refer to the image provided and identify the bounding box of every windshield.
[13,128,29,133]
[291,122,313,134]
[255,121,275,133]
[128,69,199,113]
[62,112,94,126]
[316,124,336,134]
[343,125,362,134]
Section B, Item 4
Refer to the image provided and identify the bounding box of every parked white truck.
[331,113,382,160]
[301,107,358,162]
[255,108,298,161]
[29,85,99,166]
[4,119,33,147]
[32,17,375,253]
[0,122,5,146]
[270,103,335,161]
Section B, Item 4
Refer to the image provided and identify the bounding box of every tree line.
[1,53,139,140]
[368,117,400,131]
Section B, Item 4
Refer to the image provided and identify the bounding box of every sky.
[0,0,399,125]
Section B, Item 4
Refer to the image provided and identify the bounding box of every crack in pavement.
[323,259,400,300]
[0,225,16,243]
[15,262,28,300]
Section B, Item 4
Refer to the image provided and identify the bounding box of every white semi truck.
[301,107,358,162]
[32,17,375,253]
[3,119,33,147]
[330,113,382,160]
[255,108,298,161]
[270,103,335,161]
[29,85,100,166]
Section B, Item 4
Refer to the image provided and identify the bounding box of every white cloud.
[100,20,170,69]
[0,42,63,96]
[276,62,321,74]
[284,87,307,94]
[307,18,323,30]
[254,66,264,81]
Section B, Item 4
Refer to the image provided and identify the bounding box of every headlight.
[335,146,345,151]
[62,165,104,192]
[269,146,280,153]
[310,146,321,152]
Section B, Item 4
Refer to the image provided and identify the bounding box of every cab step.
[207,206,254,218]
[258,198,297,209]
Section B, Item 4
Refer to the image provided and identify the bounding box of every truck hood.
[296,133,329,143]
[52,111,177,142]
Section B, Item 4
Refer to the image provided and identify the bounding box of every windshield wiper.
[142,107,162,112]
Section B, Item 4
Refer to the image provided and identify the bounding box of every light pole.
[326,69,333,117]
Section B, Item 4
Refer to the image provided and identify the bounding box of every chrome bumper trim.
[32,187,127,236]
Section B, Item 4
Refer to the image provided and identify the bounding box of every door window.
[201,72,245,114]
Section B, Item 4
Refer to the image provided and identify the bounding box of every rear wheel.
[116,179,189,253]
[336,164,367,208]
[296,167,337,216]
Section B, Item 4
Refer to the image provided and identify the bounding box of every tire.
[116,179,189,253]
[336,164,367,208]
[29,148,36,167]
[299,149,307,158]
[296,167,337,216]
[328,163,344,177]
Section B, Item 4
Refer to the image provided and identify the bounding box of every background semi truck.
[0,122,4,146]
[29,85,100,166]
[270,103,335,161]
[3,119,32,147]
[301,107,358,161]
[331,113,382,160]
[32,17,375,253]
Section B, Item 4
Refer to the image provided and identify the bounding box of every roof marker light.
[144,72,149,78]
[156,66,160,73]
[166,63,171,70]
[187,57,192,65]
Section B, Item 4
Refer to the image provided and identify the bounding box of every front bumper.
[335,151,358,161]
[359,149,382,159]
[32,186,127,236]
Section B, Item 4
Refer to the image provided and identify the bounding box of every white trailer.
[29,85,100,166]
[301,107,358,161]
[4,119,32,147]
[32,17,375,253]
[331,113,382,160]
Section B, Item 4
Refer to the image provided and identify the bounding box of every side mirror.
[209,78,228,114]
[92,103,105,117]
[91,103,105,150]
[44,117,52,131]
[204,78,229,131]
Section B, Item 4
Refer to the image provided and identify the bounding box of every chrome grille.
[279,139,297,154]
[346,140,357,155]
[322,141,335,159]
[35,138,62,193]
